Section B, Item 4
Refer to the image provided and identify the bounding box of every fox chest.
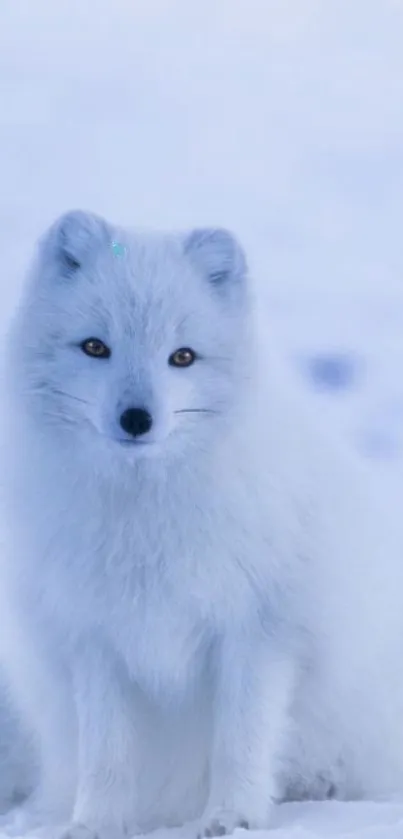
[36,492,263,693]
[84,535,256,696]
[103,568,216,696]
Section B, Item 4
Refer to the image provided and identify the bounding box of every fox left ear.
[184,228,247,293]
[39,210,110,280]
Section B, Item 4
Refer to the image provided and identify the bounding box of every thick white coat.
[0,211,403,838]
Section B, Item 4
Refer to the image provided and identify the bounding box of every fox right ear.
[39,210,109,278]
[184,227,247,296]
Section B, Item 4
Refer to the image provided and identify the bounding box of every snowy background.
[1,0,403,836]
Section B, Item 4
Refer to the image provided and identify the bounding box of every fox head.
[9,210,253,463]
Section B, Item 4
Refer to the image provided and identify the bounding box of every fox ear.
[40,210,110,278]
[184,228,247,293]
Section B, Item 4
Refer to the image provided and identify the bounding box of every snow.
[1,0,403,836]
[153,802,403,839]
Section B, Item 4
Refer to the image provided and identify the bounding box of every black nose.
[119,407,153,438]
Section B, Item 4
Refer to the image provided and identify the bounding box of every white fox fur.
[0,210,403,839]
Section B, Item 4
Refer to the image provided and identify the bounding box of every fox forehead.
[94,233,214,318]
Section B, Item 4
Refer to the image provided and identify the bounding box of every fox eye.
[81,338,111,359]
[169,347,196,368]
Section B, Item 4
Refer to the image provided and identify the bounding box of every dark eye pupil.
[81,339,110,358]
[169,348,195,367]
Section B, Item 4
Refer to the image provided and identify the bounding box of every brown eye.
[81,338,111,359]
[169,347,197,368]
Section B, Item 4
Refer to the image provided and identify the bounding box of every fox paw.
[197,809,250,837]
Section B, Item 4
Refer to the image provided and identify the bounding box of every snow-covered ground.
[1,1,403,836]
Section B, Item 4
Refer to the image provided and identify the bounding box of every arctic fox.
[1,210,403,839]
